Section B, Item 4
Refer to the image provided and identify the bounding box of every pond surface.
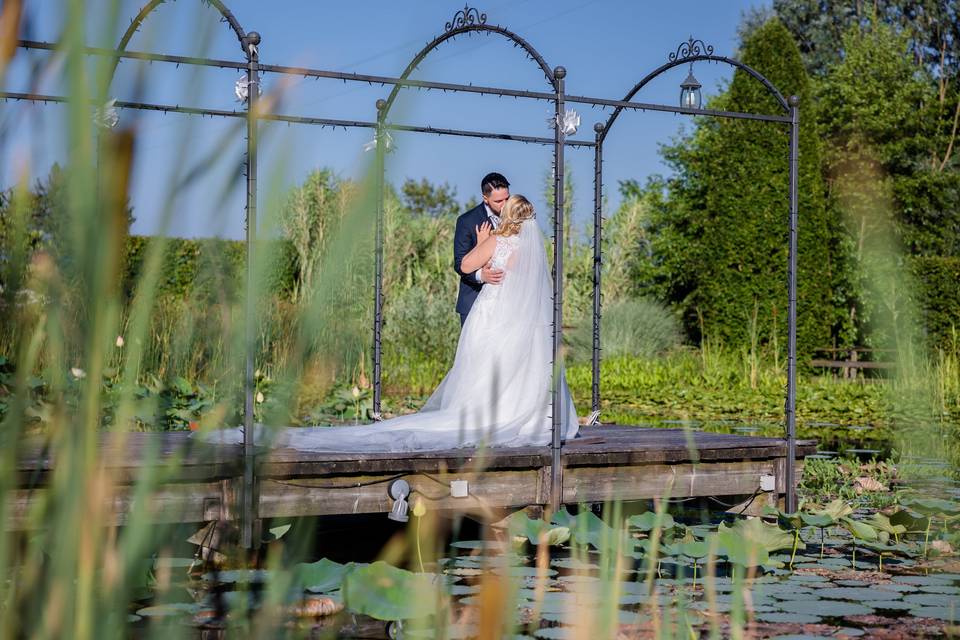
[130,491,960,639]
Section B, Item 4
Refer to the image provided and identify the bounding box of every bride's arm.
[461,236,497,273]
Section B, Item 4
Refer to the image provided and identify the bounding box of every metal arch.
[106,0,249,85]
[597,54,789,144]
[379,23,556,121]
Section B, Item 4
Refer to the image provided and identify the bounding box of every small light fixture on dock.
[387,479,411,523]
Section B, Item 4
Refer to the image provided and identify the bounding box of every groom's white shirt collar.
[483,203,499,223]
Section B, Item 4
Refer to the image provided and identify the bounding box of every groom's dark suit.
[453,202,496,324]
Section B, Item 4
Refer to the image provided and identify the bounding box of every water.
[128,503,960,638]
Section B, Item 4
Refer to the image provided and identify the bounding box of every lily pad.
[893,575,954,586]
[808,498,854,521]
[717,518,794,554]
[840,517,878,542]
[296,558,353,593]
[919,585,960,594]
[497,511,571,547]
[901,497,960,516]
[627,512,675,532]
[768,590,822,601]
[775,599,873,617]
[816,587,901,601]
[405,624,477,640]
[874,583,918,593]
[343,561,446,620]
[492,566,558,578]
[908,606,958,621]
[903,593,960,607]
[863,600,913,611]
[450,540,508,551]
[674,541,709,559]
[754,612,822,624]
[549,558,596,571]
[551,509,627,552]
[787,574,831,583]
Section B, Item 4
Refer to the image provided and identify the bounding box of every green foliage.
[401,177,461,218]
[123,235,296,301]
[382,286,459,394]
[774,0,960,82]
[278,168,355,301]
[343,561,446,620]
[568,298,682,362]
[778,4,960,350]
[909,256,960,348]
[642,19,848,357]
[799,456,898,506]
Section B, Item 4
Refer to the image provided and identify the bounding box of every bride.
[214,195,579,452]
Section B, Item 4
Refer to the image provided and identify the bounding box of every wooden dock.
[8,426,816,531]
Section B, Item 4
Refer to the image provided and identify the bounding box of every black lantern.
[679,65,702,109]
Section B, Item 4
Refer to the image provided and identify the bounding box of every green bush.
[382,287,459,393]
[123,235,297,300]
[568,298,682,363]
[909,256,960,349]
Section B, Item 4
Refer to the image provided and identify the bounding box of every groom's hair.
[481,172,510,195]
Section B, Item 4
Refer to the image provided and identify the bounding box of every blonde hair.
[494,195,534,237]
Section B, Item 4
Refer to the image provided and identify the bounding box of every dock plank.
[8,425,816,529]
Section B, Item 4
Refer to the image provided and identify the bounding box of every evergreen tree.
[648,19,851,355]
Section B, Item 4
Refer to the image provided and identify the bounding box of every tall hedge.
[910,256,960,349]
[651,19,850,356]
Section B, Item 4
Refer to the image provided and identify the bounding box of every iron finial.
[445,4,487,32]
[669,36,714,63]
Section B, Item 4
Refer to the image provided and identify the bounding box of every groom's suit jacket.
[453,203,493,316]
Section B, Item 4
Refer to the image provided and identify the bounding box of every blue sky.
[3,0,767,239]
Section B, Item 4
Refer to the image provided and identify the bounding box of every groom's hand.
[480,264,504,284]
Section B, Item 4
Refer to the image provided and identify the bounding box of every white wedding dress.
[209,220,579,452]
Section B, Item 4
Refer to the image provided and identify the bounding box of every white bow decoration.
[234,74,261,103]
[548,108,580,136]
[93,98,119,129]
[363,130,395,153]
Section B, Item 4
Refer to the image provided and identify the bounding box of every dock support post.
[785,96,800,513]
[550,66,567,514]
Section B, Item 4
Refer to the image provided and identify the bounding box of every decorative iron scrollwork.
[668,36,714,63]
[445,4,487,32]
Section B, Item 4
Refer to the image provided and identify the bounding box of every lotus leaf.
[343,561,446,620]
[627,511,675,532]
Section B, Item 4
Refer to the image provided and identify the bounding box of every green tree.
[279,169,356,302]
[647,19,850,355]
[775,0,960,259]
[817,22,960,256]
[400,178,460,218]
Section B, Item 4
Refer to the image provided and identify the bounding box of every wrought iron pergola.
[6,3,801,548]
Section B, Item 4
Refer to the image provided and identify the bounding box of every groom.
[453,172,510,326]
